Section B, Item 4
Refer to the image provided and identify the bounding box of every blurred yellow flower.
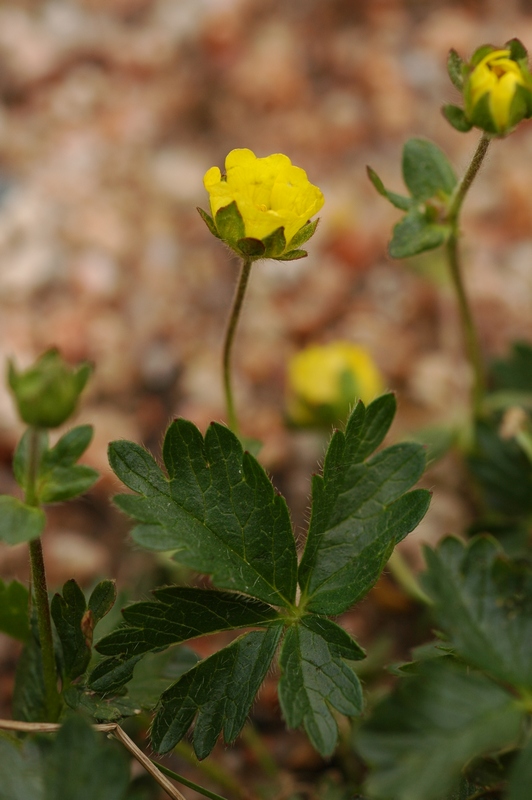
[286,341,384,427]
[467,49,526,132]
[200,149,324,260]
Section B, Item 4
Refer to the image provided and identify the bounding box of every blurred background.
[1,0,532,754]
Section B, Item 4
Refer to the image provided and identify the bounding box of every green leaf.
[287,218,319,249]
[367,166,413,211]
[88,653,144,694]
[468,420,532,518]
[44,715,130,800]
[88,580,117,626]
[278,621,363,757]
[63,686,141,722]
[299,398,430,615]
[39,465,99,503]
[358,659,524,800]
[44,425,93,467]
[0,737,44,800]
[196,206,221,239]
[127,647,200,709]
[96,587,279,659]
[51,579,92,681]
[447,49,464,90]
[214,201,245,244]
[442,104,473,132]
[508,736,532,800]
[402,138,457,200]
[0,496,45,545]
[0,579,29,641]
[422,536,532,690]
[299,615,365,661]
[110,419,298,607]
[389,209,449,258]
[151,625,282,758]
[507,37,528,62]
[491,341,532,391]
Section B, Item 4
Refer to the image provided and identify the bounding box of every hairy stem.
[222,257,253,434]
[26,427,61,721]
[445,133,491,417]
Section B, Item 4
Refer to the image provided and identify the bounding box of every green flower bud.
[8,349,92,429]
[198,148,324,261]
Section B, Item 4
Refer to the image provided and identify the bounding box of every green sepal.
[261,225,286,257]
[275,249,308,261]
[0,496,45,545]
[470,44,496,68]
[235,237,265,258]
[287,218,319,249]
[214,201,245,245]
[278,621,363,757]
[507,37,528,62]
[0,579,29,641]
[151,625,283,758]
[389,210,449,259]
[469,91,498,134]
[442,104,473,132]
[447,49,464,90]
[196,206,221,239]
[422,535,532,689]
[367,166,413,211]
[402,138,457,201]
[51,578,92,681]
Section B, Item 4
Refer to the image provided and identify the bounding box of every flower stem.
[26,427,61,722]
[222,257,253,434]
[445,133,491,417]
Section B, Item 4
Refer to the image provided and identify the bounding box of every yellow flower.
[286,341,384,427]
[199,149,324,260]
[468,49,526,132]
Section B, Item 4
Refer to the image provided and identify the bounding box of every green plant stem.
[222,257,253,434]
[152,761,229,800]
[445,133,491,417]
[26,427,60,722]
[173,740,250,800]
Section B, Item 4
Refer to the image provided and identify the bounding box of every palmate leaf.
[109,419,297,607]
[422,536,532,690]
[299,394,430,615]
[103,400,429,759]
[358,659,524,800]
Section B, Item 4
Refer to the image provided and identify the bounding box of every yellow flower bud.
[286,341,384,428]
[199,149,324,260]
[461,43,532,135]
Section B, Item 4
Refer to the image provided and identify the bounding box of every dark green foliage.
[422,536,532,689]
[389,210,449,258]
[100,399,428,758]
[88,580,117,626]
[110,418,298,607]
[490,341,532,392]
[12,618,47,722]
[359,659,523,800]
[151,626,283,757]
[51,579,92,682]
[468,420,532,518]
